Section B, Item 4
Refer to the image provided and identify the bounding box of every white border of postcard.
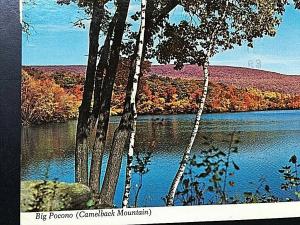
[21,201,300,225]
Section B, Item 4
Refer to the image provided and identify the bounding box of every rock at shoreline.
[21,180,91,212]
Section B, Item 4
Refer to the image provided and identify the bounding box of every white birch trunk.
[122,0,147,208]
[166,58,210,206]
[165,0,230,206]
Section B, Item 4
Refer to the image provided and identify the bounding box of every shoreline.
[21,108,300,127]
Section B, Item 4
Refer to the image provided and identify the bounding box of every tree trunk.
[98,28,141,208]
[89,0,130,194]
[75,0,105,185]
[88,15,116,194]
[98,11,140,209]
[166,58,210,206]
[166,0,230,206]
[122,0,147,208]
[99,0,180,207]
[89,14,117,131]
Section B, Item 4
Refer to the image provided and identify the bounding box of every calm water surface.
[21,110,300,207]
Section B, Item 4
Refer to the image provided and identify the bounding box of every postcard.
[19,0,300,224]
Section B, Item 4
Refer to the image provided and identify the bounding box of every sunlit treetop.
[155,0,288,69]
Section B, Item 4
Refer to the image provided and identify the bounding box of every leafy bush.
[173,139,300,205]
[279,154,300,200]
[173,133,241,205]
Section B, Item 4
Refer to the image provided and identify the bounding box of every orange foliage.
[22,66,300,124]
[21,70,79,125]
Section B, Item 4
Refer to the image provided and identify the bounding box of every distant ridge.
[149,65,300,95]
[23,64,300,94]
[23,65,87,74]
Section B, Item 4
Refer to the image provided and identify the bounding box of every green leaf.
[265,185,270,193]
[86,199,95,208]
[232,147,238,153]
[244,192,253,197]
[218,151,226,157]
[232,161,240,170]
[289,155,297,164]
[183,179,189,188]
[207,186,214,192]
[197,172,208,178]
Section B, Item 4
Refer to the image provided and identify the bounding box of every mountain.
[23,65,86,75]
[149,65,300,95]
[23,64,300,94]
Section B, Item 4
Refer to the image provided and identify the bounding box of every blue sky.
[22,0,300,75]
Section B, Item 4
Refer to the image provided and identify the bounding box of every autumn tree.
[21,71,79,125]
[155,0,288,206]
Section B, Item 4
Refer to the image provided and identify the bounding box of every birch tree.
[122,0,147,209]
[154,0,287,206]
[99,0,180,207]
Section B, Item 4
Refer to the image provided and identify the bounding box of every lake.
[21,110,300,207]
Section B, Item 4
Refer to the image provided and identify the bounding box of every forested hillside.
[24,64,300,94]
[150,65,300,94]
[22,65,300,125]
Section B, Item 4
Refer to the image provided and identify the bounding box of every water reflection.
[21,110,300,206]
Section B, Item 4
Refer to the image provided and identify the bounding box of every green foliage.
[174,144,300,205]
[243,178,279,203]
[26,180,72,212]
[132,152,152,176]
[279,155,300,193]
[174,133,241,205]
[294,0,300,9]
[156,0,286,68]
[132,152,152,208]
[86,199,95,208]
[22,0,36,35]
